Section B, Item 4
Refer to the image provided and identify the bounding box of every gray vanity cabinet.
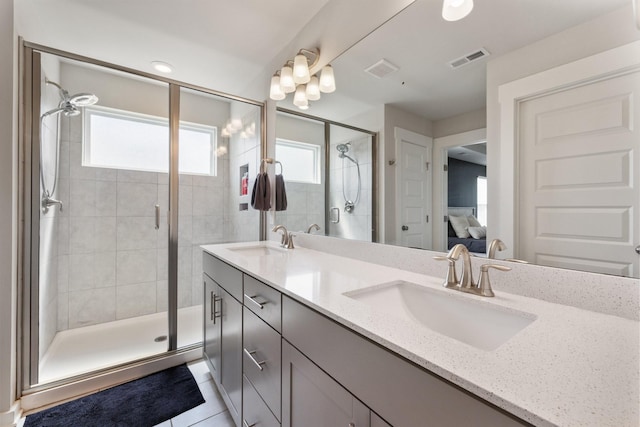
[203,254,244,427]
[282,340,370,427]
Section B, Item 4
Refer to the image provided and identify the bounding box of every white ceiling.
[16,0,632,122]
[302,0,631,121]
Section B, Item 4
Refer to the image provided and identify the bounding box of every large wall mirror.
[275,0,639,278]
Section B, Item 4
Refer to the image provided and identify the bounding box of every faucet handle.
[476,264,511,297]
[433,256,458,288]
[287,232,295,249]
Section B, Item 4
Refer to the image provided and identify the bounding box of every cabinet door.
[203,274,221,382]
[221,287,243,426]
[282,340,370,427]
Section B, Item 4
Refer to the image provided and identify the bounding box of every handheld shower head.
[69,92,99,107]
[42,80,98,119]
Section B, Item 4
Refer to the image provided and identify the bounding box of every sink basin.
[227,246,286,257]
[344,281,535,350]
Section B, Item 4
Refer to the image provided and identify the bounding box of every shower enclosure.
[22,45,263,392]
[274,110,376,241]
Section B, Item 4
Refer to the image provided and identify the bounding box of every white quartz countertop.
[201,241,639,427]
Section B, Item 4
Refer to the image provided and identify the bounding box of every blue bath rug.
[25,364,205,427]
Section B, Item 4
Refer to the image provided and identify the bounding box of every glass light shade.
[270,75,286,100]
[442,0,474,21]
[240,131,248,138]
[221,128,230,137]
[319,65,336,93]
[280,65,296,93]
[298,104,309,110]
[225,123,234,133]
[293,53,311,84]
[231,119,243,131]
[306,76,321,101]
[293,85,308,108]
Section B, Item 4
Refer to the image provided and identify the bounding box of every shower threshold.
[38,305,202,385]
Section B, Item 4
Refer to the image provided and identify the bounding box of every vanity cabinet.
[282,340,371,427]
[203,256,243,427]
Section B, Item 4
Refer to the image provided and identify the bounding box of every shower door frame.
[19,41,266,400]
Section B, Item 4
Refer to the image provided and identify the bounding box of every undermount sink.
[344,281,535,351]
[227,246,286,257]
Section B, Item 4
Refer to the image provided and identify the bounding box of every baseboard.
[0,401,22,427]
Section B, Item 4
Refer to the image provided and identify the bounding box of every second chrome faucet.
[272,225,295,249]
[435,244,510,297]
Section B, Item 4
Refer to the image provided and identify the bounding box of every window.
[476,176,487,226]
[83,106,217,176]
[275,138,321,184]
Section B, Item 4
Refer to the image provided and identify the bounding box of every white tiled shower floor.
[39,305,203,384]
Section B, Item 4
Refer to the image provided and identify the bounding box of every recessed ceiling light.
[151,61,173,73]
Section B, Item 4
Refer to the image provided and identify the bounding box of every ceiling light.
[151,61,173,73]
[293,52,311,84]
[442,0,474,22]
[280,65,296,93]
[306,76,321,101]
[270,73,286,101]
[231,119,243,131]
[319,65,336,93]
[293,85,308,108]
[298,104,309,110]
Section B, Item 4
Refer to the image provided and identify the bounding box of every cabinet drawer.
[243,375,280,427]
[243,307,281,420]
[243,274,282,332]
[203,252,243,302]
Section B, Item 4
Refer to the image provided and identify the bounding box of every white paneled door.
[518,70,640,277]
[395,128,433,249]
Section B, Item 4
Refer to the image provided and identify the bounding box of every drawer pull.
[210,291,222,324]
[244,294,266,309]
[243,421,257,427]
[244,348,266,371]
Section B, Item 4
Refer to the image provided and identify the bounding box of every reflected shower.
[40,79,99,213]
[336,142,361,213]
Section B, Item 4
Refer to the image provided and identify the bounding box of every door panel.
[518,70,640,277]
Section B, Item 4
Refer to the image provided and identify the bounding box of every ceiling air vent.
[364,59,399,79]
[448,48,491,69]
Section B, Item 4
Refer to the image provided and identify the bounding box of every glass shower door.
[35,52,170,384]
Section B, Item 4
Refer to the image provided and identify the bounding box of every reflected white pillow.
[467,215,481,227]
[468,226,487,239]
[449,215,470,238]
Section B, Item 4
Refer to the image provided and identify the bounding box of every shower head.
[42,79,98,119]
[336,143,351,158]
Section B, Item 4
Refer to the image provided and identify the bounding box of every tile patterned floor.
[18,360,234,427]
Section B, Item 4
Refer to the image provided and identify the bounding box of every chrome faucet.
[272,225,295,249]
[487,238,506,259]
[42,193,63,214]
[434,243,511,297]
[306,223,321,234]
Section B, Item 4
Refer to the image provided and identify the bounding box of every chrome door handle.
[155,204,160,230]
[244,294,266,310]
[401,225,409,231]
[635,245,640,255]
[210,291,222,323]
[243,348,266,371]
[331,207,340,223]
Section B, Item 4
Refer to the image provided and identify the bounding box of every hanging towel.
[275,174,288,211]
[251,172,271,211]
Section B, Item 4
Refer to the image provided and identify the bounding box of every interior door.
[518,70,640,276]
[395,127,433,248]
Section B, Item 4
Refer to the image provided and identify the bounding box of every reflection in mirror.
[274,110,376,241]
[276,0,639,278]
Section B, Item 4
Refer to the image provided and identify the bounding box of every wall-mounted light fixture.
[269,48,336,110]
[442,0,474,22]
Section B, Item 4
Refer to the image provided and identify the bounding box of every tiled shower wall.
[56,116,231,330]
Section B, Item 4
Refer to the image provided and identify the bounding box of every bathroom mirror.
[275,0,639,278]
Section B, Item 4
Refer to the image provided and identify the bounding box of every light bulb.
[442,0,474,21]
[269,74,285,100]
[293,85,308,108]
[231,119,243,131]
[298,104,309,110]
[280,65,296,93]
[319,65,336,93]
[306,76,321,101]
[221,128,230,137]
[293,53,311,84]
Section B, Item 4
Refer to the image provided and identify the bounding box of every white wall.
[486,4,640,251]
[432,107,486,138]
[0,0,18,424]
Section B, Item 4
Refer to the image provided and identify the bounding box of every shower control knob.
[402,225,409,231]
